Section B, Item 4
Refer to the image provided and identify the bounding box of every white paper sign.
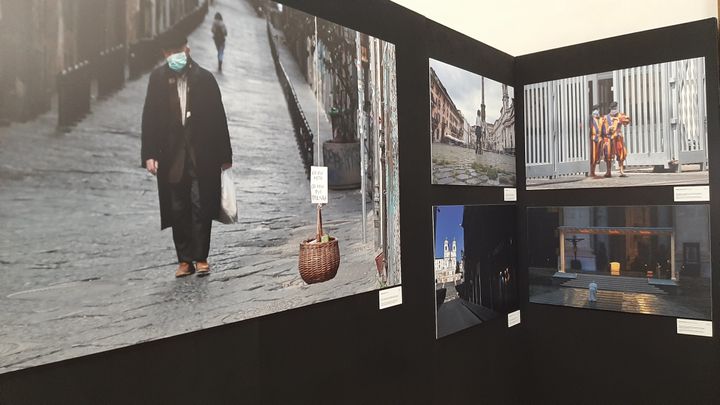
[674,186,710,202]
[310,166,328,204]
[504,188,517,202]
[676,318,713,337]
[378,286,402,310]
[507,310,521,328]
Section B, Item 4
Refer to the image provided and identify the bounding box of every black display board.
[515,18,720,404]
[0,1,523,403]
[0,1,716,403]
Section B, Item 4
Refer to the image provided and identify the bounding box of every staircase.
[559,273,667,295]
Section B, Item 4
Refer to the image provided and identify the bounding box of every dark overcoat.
[141,59,232,229]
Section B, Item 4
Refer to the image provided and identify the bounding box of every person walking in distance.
[141,33,232,278]
[212,12,228,72]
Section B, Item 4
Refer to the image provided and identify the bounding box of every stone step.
[560,273,667,295]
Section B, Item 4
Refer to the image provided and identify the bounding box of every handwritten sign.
[310,166,328,204]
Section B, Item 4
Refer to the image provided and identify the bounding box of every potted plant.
[318,22,361,190]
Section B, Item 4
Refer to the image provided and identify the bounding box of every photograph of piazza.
[525,57,708,190]
[429,59,516,186]
[528,205,712,319]
[433,205,518,338]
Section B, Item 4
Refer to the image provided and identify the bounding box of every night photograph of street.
[434,205,517,338]
[525,57,709,190]
[430,59,515,186]
[0,0,400,373]
[527,205,712,319]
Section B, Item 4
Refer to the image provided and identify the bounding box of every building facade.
[0,0,201,124]
[553,205,711,280]
[483,84,515,154]
[430,67,464,145]
[435,238,464,284]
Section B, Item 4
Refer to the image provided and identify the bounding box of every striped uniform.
[591,115,611,163]
[606,112,630,163]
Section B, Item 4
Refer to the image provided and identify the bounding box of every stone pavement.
[529,268,711,319]
[527,165,708,190]
[559,273,667,295]
[529,286,708,319]
[432,142,516,186]
[0,0,382,373]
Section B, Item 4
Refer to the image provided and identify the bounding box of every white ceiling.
[390,0,718,56]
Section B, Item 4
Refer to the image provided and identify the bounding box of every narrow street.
[0,0,378,373]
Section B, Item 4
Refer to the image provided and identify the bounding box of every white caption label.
[677,319,712,337]
[507,310,521,328]
[503,188,517,202]
[673,186,709,202]
[310,166,328,204]
[378,286,402,310]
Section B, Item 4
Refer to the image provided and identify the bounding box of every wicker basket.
[298,205,340,284]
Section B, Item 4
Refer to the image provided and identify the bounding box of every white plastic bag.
[218,169,238,224]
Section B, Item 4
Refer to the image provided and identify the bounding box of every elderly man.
[141,33,232,278]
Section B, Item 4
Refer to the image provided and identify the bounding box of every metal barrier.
[96,44,126,98]
[524,57,708,178]
[267,21,314,177]
[57,61,92,128]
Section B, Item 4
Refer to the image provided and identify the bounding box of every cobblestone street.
[432,142,516,186]
[0,0,381,373]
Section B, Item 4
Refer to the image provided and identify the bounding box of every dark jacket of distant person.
[212,17,227,47]
[141,58,232,229]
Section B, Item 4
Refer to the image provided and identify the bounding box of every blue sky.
[434,205,465,260]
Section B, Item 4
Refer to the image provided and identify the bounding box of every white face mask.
[592,110,599,117]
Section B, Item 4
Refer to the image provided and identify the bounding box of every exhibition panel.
[0,0,718,403]
[516,17,719,405]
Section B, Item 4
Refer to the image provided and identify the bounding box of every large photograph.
[0,0,400,373]
[430,59,516,186]
[528,205,711,319]
[524,57,708,190]
[433,205,518,338]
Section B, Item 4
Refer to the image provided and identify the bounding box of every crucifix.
[565,235,585,270]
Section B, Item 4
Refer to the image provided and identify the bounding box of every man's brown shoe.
[175,262,195,278]
[196,261,210,277]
